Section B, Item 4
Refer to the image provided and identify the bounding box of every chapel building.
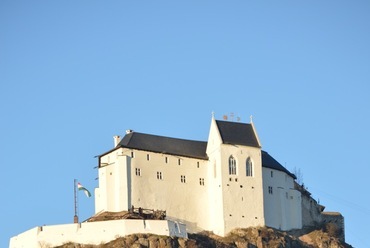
[94,117,303,236]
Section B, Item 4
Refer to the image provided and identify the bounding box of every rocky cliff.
[55,224,352,248]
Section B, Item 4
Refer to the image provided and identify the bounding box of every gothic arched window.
[246,157,253,177]
[228,156,237,175]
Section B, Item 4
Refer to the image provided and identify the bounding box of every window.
[199,178,205,186]
[131,151,135,158]
[147,154,150,161]
[181,175,186,183]
[178,158,181,165]
[135,168,141,176]
[197,161,200,168]
[268,186,273,194]
[271,171,274,177]
[228,156,237,175]
[165,157,168,163]
[157,171,163,180]
[246,157,253,177]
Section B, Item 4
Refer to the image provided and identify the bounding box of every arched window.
[246,157,253,177]
[228,156,237,175]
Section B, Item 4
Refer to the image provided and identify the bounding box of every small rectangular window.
[271,171,274,177]
[199,178,205,186]
[197,162,200,168]
[165,157,168,163]
[135,168,141,176]
[157,171,163,180]
[268,186,273,194]
[178,159,181,165]
[131,151,134,158]
[147,154,150,161]
[181,175,186,183]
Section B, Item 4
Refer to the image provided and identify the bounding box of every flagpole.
[73,179,79,223]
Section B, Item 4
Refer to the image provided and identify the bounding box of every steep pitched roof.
[261,151,296,179]
[216,120,260,148]
[109,121,294,178]
[118,132,208,160]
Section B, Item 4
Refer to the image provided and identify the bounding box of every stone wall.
[321,212,345,242]
[295,182,322,227]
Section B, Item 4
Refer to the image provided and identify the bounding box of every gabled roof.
[118,132,208,160]
[106,121,294,178]
[216,120,260,148]
[261,151,296,179]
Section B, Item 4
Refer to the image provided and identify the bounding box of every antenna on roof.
[230,112,234,121]
[250,115,253,123]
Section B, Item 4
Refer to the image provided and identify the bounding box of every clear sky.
[1,1,369,247]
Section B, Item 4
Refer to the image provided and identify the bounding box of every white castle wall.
[96,148,212,234]
[204,118,265,235]
[130,150,211,234]
[262,167,302,230]
[94,118,302,236]
[9,219,187,248]
[206,118,227,235]
[95,153,131,213]
[94,119,267,236]
[217,144,266,235]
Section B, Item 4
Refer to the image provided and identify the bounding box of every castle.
[10,116,344,247]
[95,116,343,236]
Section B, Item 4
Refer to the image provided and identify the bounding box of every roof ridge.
[128,131,207,143]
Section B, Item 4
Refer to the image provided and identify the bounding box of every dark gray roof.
[261,151,296,179]
[216,120,260,148]
[110,122,294,178]
[118,132,208,159]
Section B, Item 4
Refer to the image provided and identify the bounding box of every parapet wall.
[295,182,323,228]
[321,212,345,242]
[10,219,187,248]
[301,192,322,227]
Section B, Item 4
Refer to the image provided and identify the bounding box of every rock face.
[55,226,352,248]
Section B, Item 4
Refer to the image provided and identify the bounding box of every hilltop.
[56,224,352,248]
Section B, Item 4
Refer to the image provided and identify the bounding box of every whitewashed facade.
[95,117,303,236]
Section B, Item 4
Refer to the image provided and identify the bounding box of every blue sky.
[1,1,370,247]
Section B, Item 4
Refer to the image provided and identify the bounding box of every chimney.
[126,129,133,134]
[113,135,121,147]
